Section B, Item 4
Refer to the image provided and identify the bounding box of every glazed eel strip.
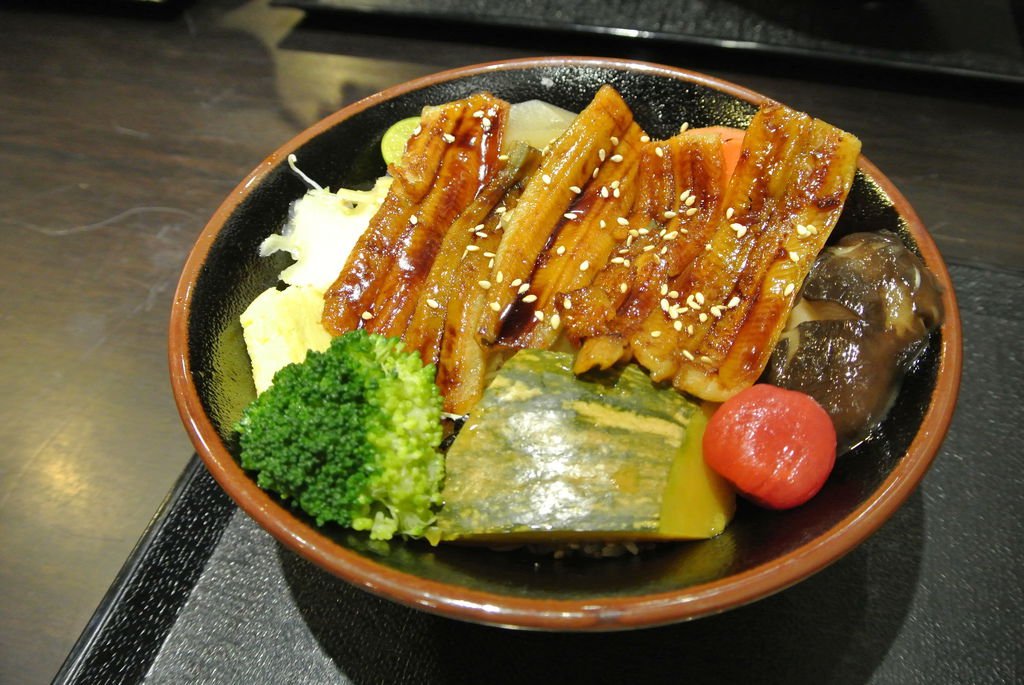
[564,130,727,375]
[403,144,541,413]
[494,121,646,350]
[476,84,635,344]
[665,102,861,402]
[322,92,509,336]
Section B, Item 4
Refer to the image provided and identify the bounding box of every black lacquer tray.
[54,264,1024,684]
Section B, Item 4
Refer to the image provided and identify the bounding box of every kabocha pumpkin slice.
[438,350,735,543]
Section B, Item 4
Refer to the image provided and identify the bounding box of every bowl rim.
[169,55,962,630]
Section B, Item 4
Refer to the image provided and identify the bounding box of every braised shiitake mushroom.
[768,231,944,453]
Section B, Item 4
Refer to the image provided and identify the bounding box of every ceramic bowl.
[169,57,961,630]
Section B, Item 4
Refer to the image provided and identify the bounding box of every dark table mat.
[276,0,1024,83]
[55,263,1023,684]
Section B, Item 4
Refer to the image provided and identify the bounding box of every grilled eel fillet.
[476,84,636,344]
[403,144,541,413]
[562,130,727,373]
[634,102,861,402]
[494,121,646,350]
[322,92,509,337]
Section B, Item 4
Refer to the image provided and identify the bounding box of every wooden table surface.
[1,1,1021,682]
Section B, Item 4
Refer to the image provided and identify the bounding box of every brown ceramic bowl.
[169,57,961,630]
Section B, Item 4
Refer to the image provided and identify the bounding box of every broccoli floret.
[235,330,444,542]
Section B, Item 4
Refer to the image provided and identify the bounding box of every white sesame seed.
[640,135,651,143]
[497,154,509,162]
[660,297,670,311]
[522,294,538,303]
[465,245,480,252]
[699,312,708,322]
[534,310,545,321]
[611,154,624,163]
[472,110,484,118]
[613,188,621,198]
[563,213,576,220]
[611,180,621,189]
[598,149,606,162]
[617,217,629,226]
[610,136,620,145]
[549,313,561,329]
[680,189,691,201]
[684,195,696,207]
[623,259,631,267]
[726,207,735,219]
[710,305,723,318]
[569,185,582,194]
[687,295,700,310]
[478,280,491,290]
[789,251,800,262]
[796,224,809,237]
[680,121,690,132]
[669,290,679,299]
[610,257,625,264]
[727,296,741,308]
[494,206,506,214]
[495,271,503,284]
[731,223,747,238]
[664,231,679,240]
[488,258,494,268]
[563,297,572,310]
[579,260,590,271]
[482,251,495,258]
[695,292,705,305]
[481,117,492,130]
[475,231,488,238]
[599,219,607,229]
[674,320,683,331]
[642,245,655,252]
[517,283,530,295]
[660,283,669,295]
[600,187,609,198]
[651,330,662,338]
[542,174,552,185]
[556,245,566,256]
[682,350,695,361]
[664,211,677,219]
[426,299,440,309]
[619,282,628,293]
[361,311,373,321]
[638,227,650,236]
[592,167,599,178]
[443,133,456,144]
[784,282,796,296]
[686,207,698,216]
[412,125,422,135]
[472,223,485,232]
[510,278,522,287]
[489,301,501,312]
[687,324,694,335]
[410,215,418,225]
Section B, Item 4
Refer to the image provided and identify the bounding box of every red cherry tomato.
[703,384,837,509]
